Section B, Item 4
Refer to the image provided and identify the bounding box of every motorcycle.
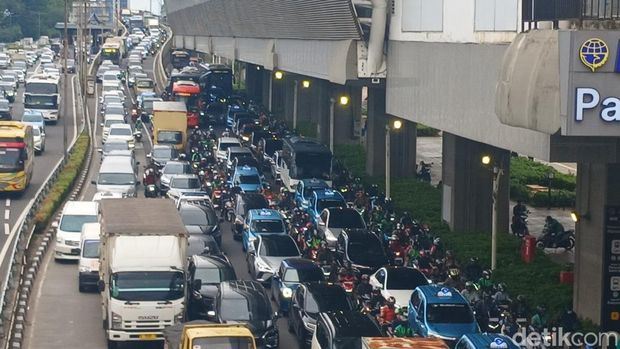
[510,212,530,237]
[417,162,432,183]
[537,229,575,250]
[144,184,159,198]
[133,131,142,143]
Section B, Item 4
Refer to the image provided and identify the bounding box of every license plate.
[71,248,81,255]
[139,334,157,340]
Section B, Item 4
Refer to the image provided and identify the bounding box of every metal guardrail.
[522,0,620,30]
[0,69,91,349]
[154,25,173,92]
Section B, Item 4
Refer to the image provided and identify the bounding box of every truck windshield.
[24,95,58,108]
[192,337,253,349]
[82,240,100,258]
[157,131,183,144]
[294,153,331,180]
[111,271,185,301]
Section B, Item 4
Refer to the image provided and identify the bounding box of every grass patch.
[33,132,90,232]
[334,144,573,318]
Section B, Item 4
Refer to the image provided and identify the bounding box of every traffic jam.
[54,11,532,349]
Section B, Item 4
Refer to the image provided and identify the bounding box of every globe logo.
[580,38,609,72]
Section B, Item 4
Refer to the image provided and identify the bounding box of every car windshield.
[427,303,475,324]
[386,269,428,289]
[105,106,124,115]
[238,174,260,185]
[98,173,135,185]
[283,267,323,283]
[251,220,284,233]
[59,215,98,232]
[82,240,100,258]
[111,271,185,301]
[181,208,210,226]
[219,142,239,151]
[260,237,299,257]
[22,114,43,122]
[171,177,201,189]
[164,163,190,174]
[220,297,271,321]
[110,127,132,136]
[191,337,253,349]
[103,142,129,152]
[104,119,124,127]
[305,288,352,314]
[329,210,365,229]
[294,152,331,180]
[347,237,386,265]
[153,147,176,159]
[136,80,153,88]
[318,199,346,211]
[195,266,236,285]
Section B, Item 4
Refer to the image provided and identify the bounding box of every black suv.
[210,280,279,348]
[336,229,388,276]
[232,193,269,240]
[288,282,355,346]
[313,311,383,349]
[188,255,237,320]
[179,202,222,245]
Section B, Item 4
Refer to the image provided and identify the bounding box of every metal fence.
[522,0,620,30]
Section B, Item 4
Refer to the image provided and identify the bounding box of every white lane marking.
[3,223,8,235]
[4,210,9,220]
[5,198,9,207]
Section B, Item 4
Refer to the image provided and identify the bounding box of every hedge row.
[510,157,576,208]
[334,144,573,318]
[33,132,90,232]
[416,124,441,137]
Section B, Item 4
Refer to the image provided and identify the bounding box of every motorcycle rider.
[477,269,495,295]
[513,200,528,217]
[500,312,519,337]
[511,295,529,320]
[492,283,511,305]
[461,281,480,304]
[512,201,529,236]
[530,305,549,332]
[142,164,159,196]
[544,215,565,236]
[443,268,464,291]
[464,257,483,282]
[377,297,398,329]
[560,304,578,332]
[316,241,335,265]
[416,250,433,271]
[354,274,373,301]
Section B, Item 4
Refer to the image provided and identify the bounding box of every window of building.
[474,0,518,31]
[401,0,444,32]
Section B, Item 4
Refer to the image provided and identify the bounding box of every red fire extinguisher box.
[521,236,536,263]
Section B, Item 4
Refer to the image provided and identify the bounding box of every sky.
[129,0,162,15]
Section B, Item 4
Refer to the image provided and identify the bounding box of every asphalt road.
[23,43,303,348]
[0,60,80,300]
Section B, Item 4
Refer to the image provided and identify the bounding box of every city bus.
[24,74,61,123]
[171,50,190,70]
[172,80,201,127]
[0,122,34,192]
[199,63,233,97]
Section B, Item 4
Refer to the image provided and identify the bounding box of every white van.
[93,156,138,197]
[101,114,125,143]
[78,223,101,292]
[53,201,99,261]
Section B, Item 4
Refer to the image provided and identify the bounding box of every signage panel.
[602,205,620,331]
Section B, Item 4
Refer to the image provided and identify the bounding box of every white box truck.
[98,199,189,348]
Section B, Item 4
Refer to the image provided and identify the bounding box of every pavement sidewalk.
[416,135,575,263]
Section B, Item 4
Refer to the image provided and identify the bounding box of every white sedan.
[369,266,430,308]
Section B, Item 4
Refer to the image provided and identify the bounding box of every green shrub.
[510,181,530,202]
[530,189,576,208]
[332,145,573,317]
[510,157,576,191]
[416,124,441,137]
[33,132,90,232]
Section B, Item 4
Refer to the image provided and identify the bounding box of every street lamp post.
[385,120,402,200]
[482,155,503,271]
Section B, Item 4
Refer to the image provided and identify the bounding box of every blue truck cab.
[242,209,287,252]
[456,334,520,349]
[271,258,324,314]
[231,165,263,193]
[295,178,330,209]
[408,285,479,345]
[307,189,346,225]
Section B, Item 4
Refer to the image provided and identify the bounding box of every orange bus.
[172,80,201,128]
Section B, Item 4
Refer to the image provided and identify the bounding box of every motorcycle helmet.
[390,234,399,241]
[433,237,441,245]
[396,223,403,230]
[465,281,474,289]
[482,269,492,279]
[469,257,479,264]
[449,268,460,278]
[497,283,507,292]
[361,274,369,281]
[387,297,396,305]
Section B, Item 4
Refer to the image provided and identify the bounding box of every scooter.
[510,212,530,237]
[144,184,159,198]
[417,162,432,183]
[537,228,575,250]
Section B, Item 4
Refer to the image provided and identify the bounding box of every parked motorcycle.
[537,229,575,250]
[510,211,530,237]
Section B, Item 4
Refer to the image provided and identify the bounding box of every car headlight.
[111,312,123,329]
[79,265,92,273]
[174,311,184,324]
[242,136,250,141]
[282,287,292,298]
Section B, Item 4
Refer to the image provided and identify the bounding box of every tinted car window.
[386,269,428,290]
[427,303,474,324]
[305,288,352,314]
[283,267,323,283]
[329,210,365,229]
[260,237,299,257]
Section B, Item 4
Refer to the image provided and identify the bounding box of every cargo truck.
[152,101,188,152]
[163,322,256,349]
[98,199,189,348]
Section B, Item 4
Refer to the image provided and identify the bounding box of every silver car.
[160,160,191,190]
[166,174,203,200]
[247,234,301,285]
[33,125,45,154]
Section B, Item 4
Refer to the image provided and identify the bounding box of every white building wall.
[390,0,523,44]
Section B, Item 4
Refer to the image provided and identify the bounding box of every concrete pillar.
[391,119,417,178]
[441,133,510,234]
[271,74,286,119]
[297,79,313,123]
[365,87,387,177]
[314,79,330,144]
[331,83,358,145]
[573,163,620,329]
[282,78,295,124]
[261,70,271,111]
[245,64,263,102]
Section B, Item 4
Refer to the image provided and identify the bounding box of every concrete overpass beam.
[365,87,387,177]
[442,133,510,234]
[573,163,620,327]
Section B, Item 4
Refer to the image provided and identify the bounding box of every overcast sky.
[129,0,162,15]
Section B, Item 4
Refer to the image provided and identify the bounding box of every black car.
[233,193,269,240]
[288,282,355,346]
[313,311,383,349]
[179,202,222,245]
[188,255,237,320]
[211,280,279,348]
[336,229,388,276]
[200,234,229,262]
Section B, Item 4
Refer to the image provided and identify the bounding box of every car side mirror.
[192,279,202,291]
[146,154,151,158]
[51,221,59,229]
[91,180,97,185]
[100,123,104,127]
[97,280,105,293]
[319,221,325,226]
